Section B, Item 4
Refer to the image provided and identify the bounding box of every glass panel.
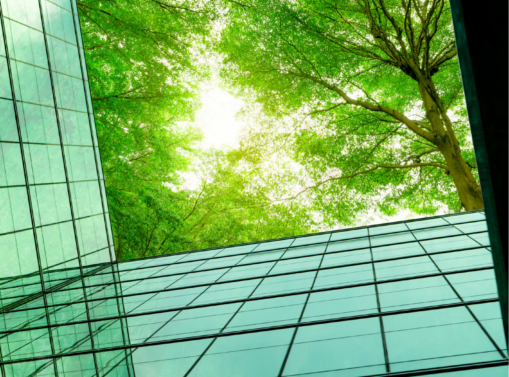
[0,187,31,233]
[269,255,321,275]
[0,141,25,186]
[195,255,245,271]
[384,307,503,372]
[421,235,482,253]
[253,238,294,252]
[214,244,256,257]
[4,19,48,67]
[412,225,462,240]
[189,329,294,377]
[369,223,407,235]
[154,303,241,340]
[252,271,316,297]
[0,99,18,141]
[10,60,53,106]
[455,220,488,234]
[468,303,507,353]
[191,279,261,305]
[372,242,425,260]
[238,249,285,265]
[330,228,367,241]
[283,318,386,376]
[314,264,374,289]
[326,237,369,252]
[218,262,275,282]
[282,244,326,259]
[370,231,415,246]
[18,102,59,144]
[469,232,490,247]
[226,294,307,331]
[446,270,498,301]
[445,212,485,224]
[0,57,12,99]
[170,268,229,288]
[321,248,371,268]
[291,233,330,246]
[123,286,207,315]
[131,340,212,376]
[178,249,221,262]
[431,248,493,272]
[375,256,439,281]
[378,276,460,312]
[406,217,448,230]
[2,0,42,29]
[303,285,378,321]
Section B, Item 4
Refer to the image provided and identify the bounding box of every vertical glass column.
[0,0,117,375]
[0,0,114,292]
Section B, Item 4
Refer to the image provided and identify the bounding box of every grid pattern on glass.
[0,210,506,376]
[0,0,113,287]
[0,1,118,375]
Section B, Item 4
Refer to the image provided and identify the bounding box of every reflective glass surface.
[0,2,506,376]
[0,208,505,376]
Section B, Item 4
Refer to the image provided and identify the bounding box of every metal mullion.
[85,241,489,302]
[106,212,484,270]
[183,253,280,377]
[0,265,108,316]
[0,3,60,375]
[2,283,499,337]
[277,242,326,377]
[0,298,500,367]
[19,261,496,315]
[110,267,234,370]
[107,229,488,278]
[405,223,507,359]
[367,227,391,373]
[58,0,121,366]
[105,268,188,316]
[68,0,114,267]
[449,222,488,249]
[6,245,493,306]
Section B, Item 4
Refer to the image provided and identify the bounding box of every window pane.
[283,318,386,376]
[189,329,294,377]
[384,307,503,372]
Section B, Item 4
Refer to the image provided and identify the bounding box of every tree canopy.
[79,0,481,260]
[217,0,480,224]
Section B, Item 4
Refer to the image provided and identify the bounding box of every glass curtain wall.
[0,0,114,294]
[0,0,118,375]
[0,211,507,376]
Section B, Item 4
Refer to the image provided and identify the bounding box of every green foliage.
[216,0,480,226]
[80,0,480,260]
[79,0,210,259]
[80,0,316,259]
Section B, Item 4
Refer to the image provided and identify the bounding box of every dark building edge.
[449,0,508,346]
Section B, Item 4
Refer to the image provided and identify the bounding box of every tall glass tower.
[0,1,507,376]
[0,0,114,288]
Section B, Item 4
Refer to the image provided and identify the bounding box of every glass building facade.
[0,0,114,293]
[0,1,507,377]
[0,210,507,376]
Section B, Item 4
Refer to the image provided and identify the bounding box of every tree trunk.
[418,81,484,211]
[437,136,484,211]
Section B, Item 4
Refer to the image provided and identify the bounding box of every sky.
[181,84,433,227]
[194,84,246,150]
[178,84,246,191]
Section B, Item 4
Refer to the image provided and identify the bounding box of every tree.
[179,148,317,248]
[217,0,481,224]
[79,0,316,258]
[78,0,213,259]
